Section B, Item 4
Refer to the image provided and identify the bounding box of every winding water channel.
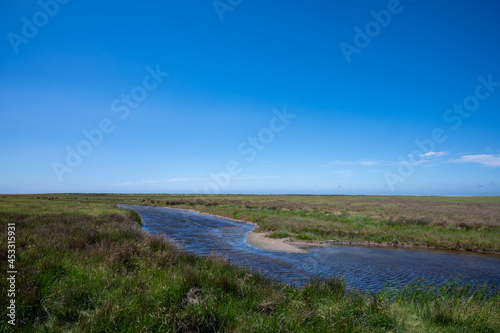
[119,204,500,292]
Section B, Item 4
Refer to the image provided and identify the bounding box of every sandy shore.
[245,231,308,254]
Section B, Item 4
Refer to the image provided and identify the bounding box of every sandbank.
[245,231,308,254]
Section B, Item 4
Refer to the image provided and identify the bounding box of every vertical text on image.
[7,222,17,326]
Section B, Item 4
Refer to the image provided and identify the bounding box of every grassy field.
[28,193,500,252]
[1,194,499,332]
[154,194,500,253]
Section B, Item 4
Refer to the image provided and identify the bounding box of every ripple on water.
[119,204,500,291]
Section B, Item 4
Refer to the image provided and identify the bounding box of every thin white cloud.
[452,154,500,167]
[259,164,278,168]
[322,160,380,167]
[113,181,134,186]
[322,153,446,170]
[140,180,161,184]
[111,178,194,186]
[420,151,447,158]
[165,178,193,182]
[234,175,283,180]
[402,151,448,166]
[333,170,357,178]
[320,160,351,167]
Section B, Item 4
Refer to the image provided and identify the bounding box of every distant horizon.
[2,192,499,198]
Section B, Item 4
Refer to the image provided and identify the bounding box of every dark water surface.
[119,204,500,291]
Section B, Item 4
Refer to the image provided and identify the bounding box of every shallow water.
[119,204,500,291]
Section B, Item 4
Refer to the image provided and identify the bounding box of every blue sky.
[1,0,499,195]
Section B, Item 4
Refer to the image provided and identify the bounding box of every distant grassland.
[0,194,499,332]
[161,195,500,252]
[32,194,499,253]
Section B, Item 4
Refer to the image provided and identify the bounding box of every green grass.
[268,231,291,239]
[88,193,500,253]
[0,195,499,332]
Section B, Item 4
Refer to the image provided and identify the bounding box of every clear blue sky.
[1,0,499,195]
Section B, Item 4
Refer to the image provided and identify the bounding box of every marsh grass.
[118,194,500,252]
[0,195,498,332]
[380,280,500,332]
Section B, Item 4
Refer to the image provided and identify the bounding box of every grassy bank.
[1,195,499,332]
[31,193,499,253]
[158,195,500,253]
